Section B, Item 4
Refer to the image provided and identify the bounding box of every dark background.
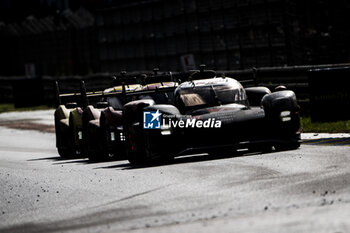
[1,0,349,76]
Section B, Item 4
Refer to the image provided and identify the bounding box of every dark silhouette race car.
[87,72,177,161]
[124,68,301,164]
[54,80,95,158]
[54,74,141,158]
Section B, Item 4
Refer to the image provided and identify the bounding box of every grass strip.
[0,103,52,114]
[301,117,350,133]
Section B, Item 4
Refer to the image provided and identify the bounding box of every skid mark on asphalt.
[303,137,350,146]
[96,184,173,208]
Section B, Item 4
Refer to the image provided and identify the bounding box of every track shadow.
[131,151,263,170]
[28,148,279,169]
[52,157,127,165]
[96,149,266,170]
[27,156,109,165]
[94,163,132,169]
[27,154,129,166]
[27,156,81,162]
[52,159,92,165]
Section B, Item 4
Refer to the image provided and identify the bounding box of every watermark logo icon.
[143,110,161,129]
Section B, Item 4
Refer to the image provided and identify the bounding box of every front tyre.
[127,138,174,165]
[127,148,149,165]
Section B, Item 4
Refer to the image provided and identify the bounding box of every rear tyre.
[87,151,101,162]
[128,150,149,165]
[128,141,174,165]
[275,142,300,151]
[87,148,111,162]
[57,148,75,158]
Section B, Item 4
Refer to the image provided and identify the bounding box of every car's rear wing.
[111,71,138,86]
[84,81,178,101]
[112,69,178,86]
[55,71,141,108]
[78,71,178,109]
[140,68,178,85]
[55,80,104,108]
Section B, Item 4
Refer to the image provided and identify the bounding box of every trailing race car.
[88,72,177,161]
[54,81,99,158]
[124,68,301,164]
[84,82,142,161]
[54,74,140,158]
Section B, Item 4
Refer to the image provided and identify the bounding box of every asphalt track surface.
[0,110,350,233]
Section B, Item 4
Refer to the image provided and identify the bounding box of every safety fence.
[1,63,349,119]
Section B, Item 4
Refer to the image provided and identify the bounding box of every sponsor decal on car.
[143,111,221,129]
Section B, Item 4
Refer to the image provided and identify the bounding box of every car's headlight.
[280,111,291,122]
[161,125,172,135]
[78,130,83,140]
[110,131,115,141]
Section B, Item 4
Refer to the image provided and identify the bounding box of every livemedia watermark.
[143,110,221,129]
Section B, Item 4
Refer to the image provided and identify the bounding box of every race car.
[88,72,178,161]
[54,80,97,158]
[84,82,142,161]
[54,75,140,158]
[124,68,301,165]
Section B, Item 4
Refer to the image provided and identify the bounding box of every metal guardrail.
[1,63,350,112]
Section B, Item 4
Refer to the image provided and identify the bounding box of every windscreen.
[177,85,247,110]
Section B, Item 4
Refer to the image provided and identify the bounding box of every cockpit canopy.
[174,77,247,113]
